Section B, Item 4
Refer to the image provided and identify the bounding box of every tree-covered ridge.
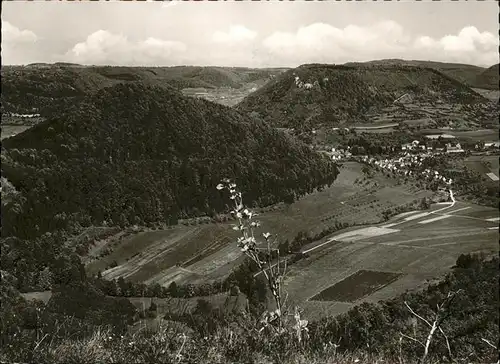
[0,66,118,116]
[345,59,489,88]
[2,82,338,241]
[475,63,500,90]
[236,64,489,129]
[0,65,285,116]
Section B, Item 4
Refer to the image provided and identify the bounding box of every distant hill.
[346,59,487,87]
[474,64,499,90]
[236,63,490,129]
[0,65,285,116]
[2,82,338,239]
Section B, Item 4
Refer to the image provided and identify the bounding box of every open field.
[1,125,33,140]
[455,154,500,185]
[20,291,53,304]
[310,270,402,302]
[25,199,499,323]
[181,80,267,107]
[462,155,499,175]
[353,123,399,130]
[88,162,433,287]
[281,200,499,321]
[353,119,431,134]
[420,128,499,142]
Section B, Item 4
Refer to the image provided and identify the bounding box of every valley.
[3,59,498,364]
[84,161,434,284]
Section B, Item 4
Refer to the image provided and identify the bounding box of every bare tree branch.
[403,290,462,364]
[404,301,432,327]
[439,327,452,359]
[399,331,425,347]
[481,338,498,350]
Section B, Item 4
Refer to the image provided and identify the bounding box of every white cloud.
[65,30,187,65]
[212,25,257,44]
[2,21,37,43]
[1,21,39,65]
[262,21,498,67]
[414,26,498,65]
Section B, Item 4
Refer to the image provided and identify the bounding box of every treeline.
[1,279,138,362]
[98,221,351,309]
[0,66,104,116]
[381,198,431,221]
[1,233,87,292]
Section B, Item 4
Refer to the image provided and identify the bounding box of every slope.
[345,59,487,87]
[0,65,284,117]
[1,82,338,241]
[474,64,499,90]
[236,64,489,129]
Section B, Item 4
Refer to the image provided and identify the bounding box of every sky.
[2,1,498,68]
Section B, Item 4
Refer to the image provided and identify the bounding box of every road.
[253,189,476,278]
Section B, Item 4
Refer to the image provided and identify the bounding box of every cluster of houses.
[328,147,352,161]
[401,139,464,153]
[359,153,453,188]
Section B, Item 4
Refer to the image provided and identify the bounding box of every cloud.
[1,21,39,65]
[212,25,257,44]
[262,21,498,67]
[414,26,498,65]
[65,30,187,65]
[2,21,37,43]
[262,21,409,65]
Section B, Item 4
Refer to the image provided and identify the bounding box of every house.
[446,143,464,153]
[402,141,420,151]
[484,142,500,149]
[425,134,456,140]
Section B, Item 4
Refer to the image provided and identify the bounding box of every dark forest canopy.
[2,82,338,240]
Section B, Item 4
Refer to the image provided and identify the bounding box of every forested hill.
[236,64,488,129]
[0,65,285,116]
[344,59,488,88]
[475,64,499,90]
[2,82,338,240]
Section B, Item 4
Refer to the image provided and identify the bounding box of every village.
[323,132,500,161]
[318,132,500,193]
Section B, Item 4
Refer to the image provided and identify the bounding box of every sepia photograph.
[1,1,498,363]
